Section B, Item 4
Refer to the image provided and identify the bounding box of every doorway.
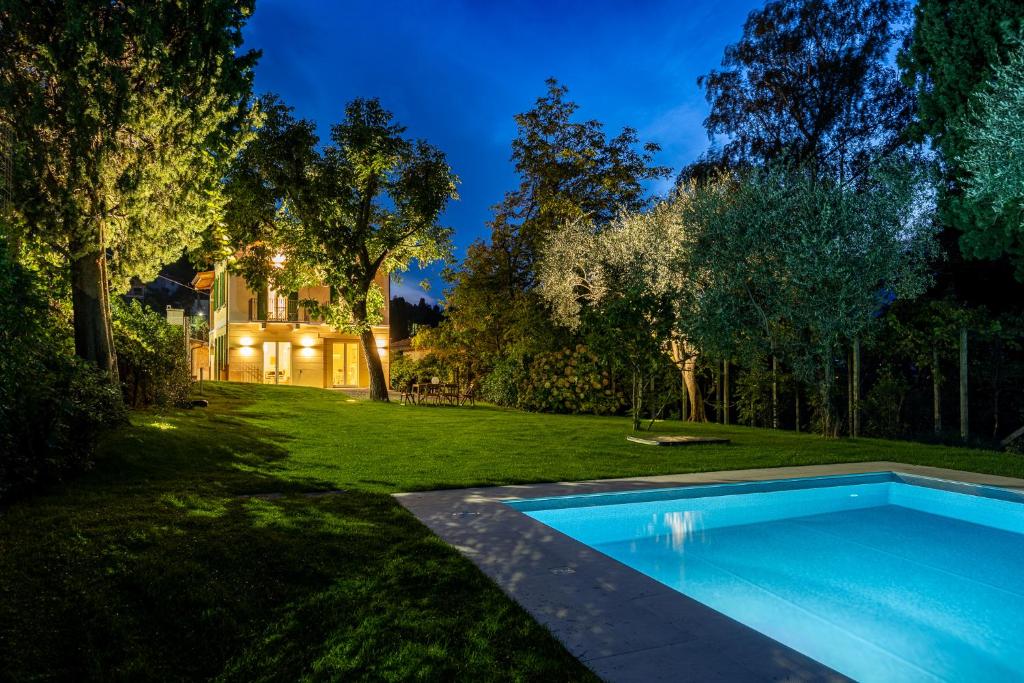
[332,341,361,386]
[263,341,292,384]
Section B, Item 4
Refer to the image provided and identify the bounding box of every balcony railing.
[248,298,313,323]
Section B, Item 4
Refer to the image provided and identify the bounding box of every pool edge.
[394,462,1024,683]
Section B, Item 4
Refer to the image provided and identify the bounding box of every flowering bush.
[519,345,625,414]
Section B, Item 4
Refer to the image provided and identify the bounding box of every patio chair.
[460,380,479,407]
[399,379,417,406]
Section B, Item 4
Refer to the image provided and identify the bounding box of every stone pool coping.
[394,462,1024,682]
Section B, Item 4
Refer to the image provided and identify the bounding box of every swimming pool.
[508,472,1024,682]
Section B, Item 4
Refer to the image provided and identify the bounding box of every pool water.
[509,473,1024,682]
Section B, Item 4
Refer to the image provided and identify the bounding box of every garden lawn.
[2,382,1022,682]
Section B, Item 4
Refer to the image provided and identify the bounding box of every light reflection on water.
[629,510,706,553]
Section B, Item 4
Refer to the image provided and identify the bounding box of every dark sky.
[242,0,763,303]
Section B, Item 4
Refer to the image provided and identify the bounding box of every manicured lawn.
[1,382,1021,681]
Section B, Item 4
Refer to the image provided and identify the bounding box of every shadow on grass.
[0,390,595,682]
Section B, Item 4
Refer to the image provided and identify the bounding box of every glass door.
[332,342,361,386]
[262,341,292,384]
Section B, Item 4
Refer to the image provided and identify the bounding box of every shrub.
[0,243,124,500]
[112,300,192,408]
[864,365,910,438]
[480,357,526,407]
[519,345,625,414]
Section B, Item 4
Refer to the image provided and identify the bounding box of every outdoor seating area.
[401,378,477,407]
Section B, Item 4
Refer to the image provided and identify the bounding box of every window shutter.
[288,291,299,321]
[256,287,267,321]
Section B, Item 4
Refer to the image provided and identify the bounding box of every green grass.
[2,382,1022,681]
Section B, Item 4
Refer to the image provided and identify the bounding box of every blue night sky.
[242,0,763,304]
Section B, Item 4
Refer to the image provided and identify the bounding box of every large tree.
[697,0,913,181]
[224,97,457,401]
[0,0,257,378]
[899,0,1024,286]
[679,163,936,436]
[440,79,671,368]
[958,39,1024,274]
[538,204,703,428]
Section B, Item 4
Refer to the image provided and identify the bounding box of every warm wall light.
[375,338,386,348]
[239,336,254,347]
[239,346,255,357]
[300,336,315,347]
[300,347,316,358]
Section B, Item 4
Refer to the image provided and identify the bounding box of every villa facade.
[192,263,390,389]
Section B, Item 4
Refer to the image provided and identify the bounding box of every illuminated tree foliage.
[959,39,1024,273]
[222,97,458,401]
[538,202,709,424]
[440,79,670,368]
[899,0,1024,279]
[0,1,257,378]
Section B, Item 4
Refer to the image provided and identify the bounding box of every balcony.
[248,298,313,323]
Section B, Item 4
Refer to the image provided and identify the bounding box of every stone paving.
[395,462,1024,682]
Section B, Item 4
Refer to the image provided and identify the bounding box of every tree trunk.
[852,338,860,438]
[714,363,722,424]
[932,347,941,435]
[820,355,835,438]
[359,327,389,401]
[682,355,706,422]
[959,327,968,442]
[847,348,854,436]
[795,385,801,433]
[722,360,730,426]
[671,340,706,423]
[70,242,118,381]
[680,367,688,421]
[771,355,779,429]
[630,370,642,432]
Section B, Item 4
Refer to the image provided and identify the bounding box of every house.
[191,261,390,388]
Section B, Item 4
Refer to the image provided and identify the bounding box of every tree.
[389,296,444,342]
[540,202,708,428]
[959,39,1024,274]
[679,162,937,436]
[899,0,1024,285]
[538,203,700,429]
[224,97,458,401]
[440,79,670,368]
[697,0,913,181]
[0,1,257,378]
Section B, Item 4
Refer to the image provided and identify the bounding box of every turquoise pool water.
[509,473,1024,682]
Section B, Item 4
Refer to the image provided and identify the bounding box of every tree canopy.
[679,163,937,434]
[899,0,1024,282]
[697,0,913,181]
[221,96,458,401]
[959,39,1024,274]
[0,0,257,376]
[440,79,670,368]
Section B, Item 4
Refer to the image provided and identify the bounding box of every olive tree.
[960,38,1024,275]
[679,163,937,436]
[538,202,705,429]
